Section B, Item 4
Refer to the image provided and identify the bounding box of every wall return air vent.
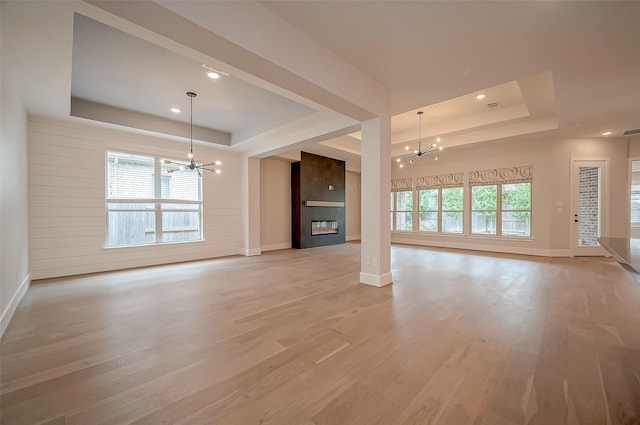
[623,128,640,136]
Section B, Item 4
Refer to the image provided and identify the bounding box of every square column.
[360,117,392,287]
[241,156,261,256]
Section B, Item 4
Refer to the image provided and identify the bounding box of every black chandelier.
[162,91,221,177]
[398,111,442,167]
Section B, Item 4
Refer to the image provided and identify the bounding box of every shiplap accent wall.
[29,117,243,280]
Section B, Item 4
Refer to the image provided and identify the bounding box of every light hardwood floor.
[1,243,640,425]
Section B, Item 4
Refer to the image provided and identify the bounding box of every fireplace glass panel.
[311,220,338,236]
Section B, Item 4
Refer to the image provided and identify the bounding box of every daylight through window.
[391,190,413,231]
[471,182,531,237]
[390,167,531,237]
[105,150,203,247]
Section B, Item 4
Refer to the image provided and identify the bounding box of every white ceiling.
[260,1,640,124]
[71,13,315,145]
[260,0,640,161]
[6,1,640,171]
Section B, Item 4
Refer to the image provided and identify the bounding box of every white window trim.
[105,150,204,248]
[416,186,464,234]
[470,182,532,238]
[391,190,414,232]
[391,166,532,238]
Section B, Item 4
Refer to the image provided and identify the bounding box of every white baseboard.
[1,273,30,338]
[261,242,292,252]
[360,272,393,287]
[239,248,262,256]
[346,235,361,241]
[391,237,571,258]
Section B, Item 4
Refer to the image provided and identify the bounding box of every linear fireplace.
[311,220,338,236]
[292,152,346,249]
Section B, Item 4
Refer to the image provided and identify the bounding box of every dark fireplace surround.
[292,152,346,249]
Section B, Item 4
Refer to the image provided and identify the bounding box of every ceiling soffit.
[71,12,316,146]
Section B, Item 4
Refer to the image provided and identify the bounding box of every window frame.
[471,184,498,235]
[390,168,531,238]
[105,150,204,248]
[501,182,532,237]
[391,190,414,232]
[440,186,464,234]
[417,188,439,233]
[470,182,532,238]
[631,185,640,225]
[394,185,465,234]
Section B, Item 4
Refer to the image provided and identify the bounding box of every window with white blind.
[105,150,203,247]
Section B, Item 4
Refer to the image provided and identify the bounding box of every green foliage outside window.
[502,183,531,218]
[472,185,497,216]
[419,189,438,210]
[442,187,463,213]
[418,189,438,232]
[393,191,413,231]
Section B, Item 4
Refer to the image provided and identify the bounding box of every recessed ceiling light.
[170,108,180,113]
[207,71,220,79]
[602,131,613,136]
[201,63,229,77]
[476,94,486,100]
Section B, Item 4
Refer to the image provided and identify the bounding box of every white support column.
[360,117,392,287]
[241,156,261,256]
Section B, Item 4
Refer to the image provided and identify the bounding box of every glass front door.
[572,160,606,256]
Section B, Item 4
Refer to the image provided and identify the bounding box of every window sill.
[391,231,465,237]
[466,234,535,242]
[391,231,534,242]
[416,232,465,237]
[103,239,206,250]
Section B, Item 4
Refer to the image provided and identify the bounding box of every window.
[632,187,640,223]
[105,150,203,247]
[471,182,531,237]
[501,182,531,236]
[471,185,497,235]
[441,187,464,233]
[391,190,413,231]
[391,168,530,237]
[417,187,464,233]
[418,189,438,232]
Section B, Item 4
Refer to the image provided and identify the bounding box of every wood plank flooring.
[1,243,640,425]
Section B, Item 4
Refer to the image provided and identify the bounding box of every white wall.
[0,52,30,336]
[28,117,243,280]
[260,157,292,251]
[548,137,629,250]
[346,171,361,240]
[628,137,640,157]
[391,135,629,256]
[259,157,361,249]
